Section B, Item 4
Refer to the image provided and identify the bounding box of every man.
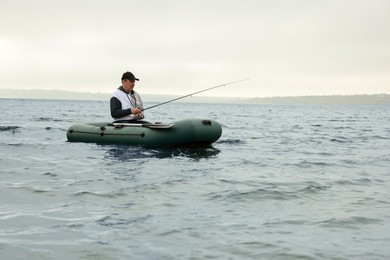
[110,71,144,122]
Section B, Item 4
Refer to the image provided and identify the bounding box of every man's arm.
[110,97,131,118]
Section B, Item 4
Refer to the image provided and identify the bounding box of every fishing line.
[143,79,249,111]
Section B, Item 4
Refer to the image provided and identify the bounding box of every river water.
[0,98,389,259]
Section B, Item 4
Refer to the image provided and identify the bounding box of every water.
[0,98,389,259]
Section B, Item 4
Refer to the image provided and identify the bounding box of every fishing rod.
[143,78,249,111]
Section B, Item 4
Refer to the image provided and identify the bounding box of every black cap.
[121,71,139,81]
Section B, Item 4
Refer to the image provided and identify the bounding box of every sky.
[0,0,389,98]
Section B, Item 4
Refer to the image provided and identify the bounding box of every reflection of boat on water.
[67,118,222,147]
[104,145,221,161]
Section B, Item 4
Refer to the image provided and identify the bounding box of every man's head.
[121,71,139,92]
[121,71,139,82]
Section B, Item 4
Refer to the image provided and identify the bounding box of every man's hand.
[131,107,142,115]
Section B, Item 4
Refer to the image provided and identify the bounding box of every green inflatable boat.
[66,118,222,146]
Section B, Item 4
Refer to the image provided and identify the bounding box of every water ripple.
[208,188,301,202]
[97,215,152,227]
[73,191,127,198]
[217,139,245,145]
[318,216,383,229]
[0,126,21,133]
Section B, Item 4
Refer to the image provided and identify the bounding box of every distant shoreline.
[0,88,389,105]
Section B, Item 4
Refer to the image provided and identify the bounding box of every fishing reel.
[136,107,145,120]
[137,113,145,120]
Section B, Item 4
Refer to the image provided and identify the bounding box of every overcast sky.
[1,0,389,97]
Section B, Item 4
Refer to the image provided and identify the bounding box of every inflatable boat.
[66,118,222,146]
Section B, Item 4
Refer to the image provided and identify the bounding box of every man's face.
[122,79,135,91]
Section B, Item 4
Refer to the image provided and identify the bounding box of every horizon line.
[1,88,389,99]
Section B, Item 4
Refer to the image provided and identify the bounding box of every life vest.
[111,88,143,121]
